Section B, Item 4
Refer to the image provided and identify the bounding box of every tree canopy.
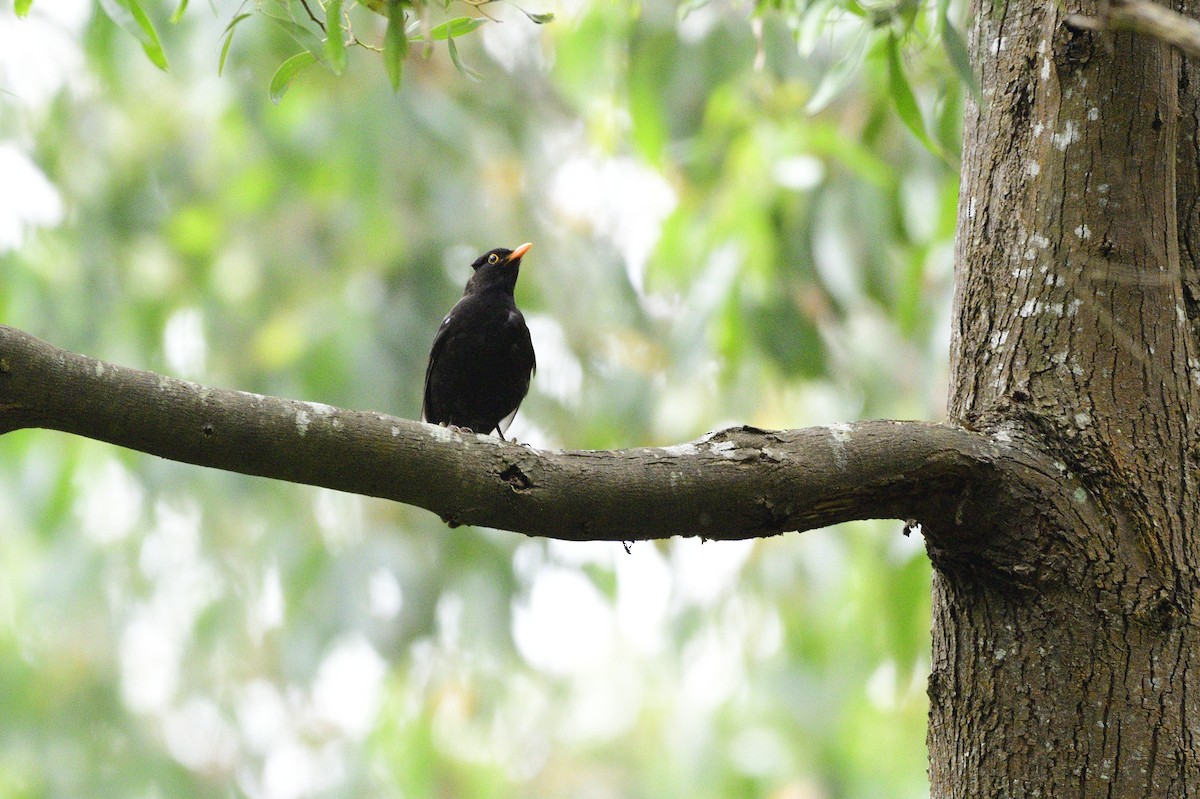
[0,0,967,796]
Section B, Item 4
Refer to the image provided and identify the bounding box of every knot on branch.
[1055,17,1096,73]
[499,463,532,491]
[699,424,786,464]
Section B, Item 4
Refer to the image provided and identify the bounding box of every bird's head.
[465,242,532,294]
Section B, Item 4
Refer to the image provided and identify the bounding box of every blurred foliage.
[0,0,964,796]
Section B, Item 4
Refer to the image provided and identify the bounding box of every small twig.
[459,0,502,22]
[298,0,327,32]
[342,8,382,51]
[1065,0,1200,59]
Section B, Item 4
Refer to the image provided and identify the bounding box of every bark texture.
[935,0,1200,793]
[0,324,1072,543]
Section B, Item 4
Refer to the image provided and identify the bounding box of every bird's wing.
[421,309,456,422]
[495,309,536,437]
[509,309,536,376]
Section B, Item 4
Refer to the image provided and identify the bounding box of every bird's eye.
[487,253,500,265]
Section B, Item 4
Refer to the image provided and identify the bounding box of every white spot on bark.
[709,440,737,458]
[1030,234,1050,249]
[1052,121,1080,150]
[1075,224,1091,239]
[432,422,458,441]
[659,443,700,457]
[1032,121,1045,137]
[967,197,977,219]
[1011,267,1032,280]
[1074,412,1091,427]
[1019,299,1039,317]
[1041,57,1050,80]
[990,36,1007,54]
[304,401,336,417]
[828,423,852,468]
[989,329,1009,348]
[95,361,105,377]
[296,410,311,436]
[1087,107,1099,121]
[391,426,400,437]
[1068,298,1083,316]
[1026,161,1041,177]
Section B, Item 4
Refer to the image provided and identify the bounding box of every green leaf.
[885,31,939,155]
[219,30,235,75]
[384,3,408,91]
[940,14,981,103]
[217,12,252,76]
[627,29,673,164]
[428,16,487,40]
[169,0,188,24]
[325,0,346,75]
[14,0,33,18]
[97,0,170,71]
[264,9,330,68]
[805,28,869,114]
[447,37,481,81]
[268,51,317,104]
[521,10,554,23]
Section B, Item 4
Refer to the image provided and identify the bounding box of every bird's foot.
[439,422,475,436]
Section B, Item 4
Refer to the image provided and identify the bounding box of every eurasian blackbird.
[421,243,536,438]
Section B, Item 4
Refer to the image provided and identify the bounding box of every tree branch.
[0,324,1086,543]
[1066,0,1200,59]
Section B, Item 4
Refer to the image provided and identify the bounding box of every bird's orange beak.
[507,242,533,262]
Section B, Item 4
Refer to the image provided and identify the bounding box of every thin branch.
[1066,0,1200,59]
[0,324,1088,544]
[298,0,327,32]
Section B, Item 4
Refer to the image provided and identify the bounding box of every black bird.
[422,243,536,438]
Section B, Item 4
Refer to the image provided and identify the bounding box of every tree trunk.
[931,0,1200,793]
